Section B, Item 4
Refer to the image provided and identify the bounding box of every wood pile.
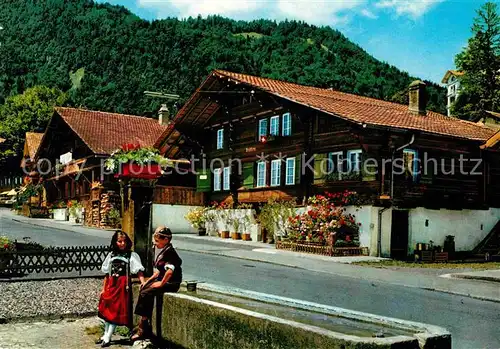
[99,191,120,228]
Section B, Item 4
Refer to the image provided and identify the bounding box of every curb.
[444,274,500,284]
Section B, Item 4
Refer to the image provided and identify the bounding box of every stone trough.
[148,283,451,349]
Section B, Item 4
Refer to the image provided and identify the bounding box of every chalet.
[29,107,198,231]
[156,70,500,258]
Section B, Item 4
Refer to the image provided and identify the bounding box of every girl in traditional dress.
[97,231,145,347]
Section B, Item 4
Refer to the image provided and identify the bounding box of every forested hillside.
[0,0,446,117]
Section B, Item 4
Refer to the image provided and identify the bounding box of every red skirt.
[98,275,131,326]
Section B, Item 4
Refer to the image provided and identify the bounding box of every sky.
[96,0,489,84]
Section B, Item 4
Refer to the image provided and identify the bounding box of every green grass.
[353,260,500,270]
[85,324,131,337]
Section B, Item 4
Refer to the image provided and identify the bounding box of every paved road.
[0,210,109,247]
[1,212,499,348]
[181,251,500,349]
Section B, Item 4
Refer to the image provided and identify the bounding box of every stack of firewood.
[99,191,120,228]
[91,200,100,227]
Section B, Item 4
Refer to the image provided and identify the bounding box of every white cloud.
[277,0,366,25]
[360,8,377,19]
[375,0,443,18]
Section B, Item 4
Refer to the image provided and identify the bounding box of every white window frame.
[216,129,224,150]
[328,151,343,176]
[346,149,362,173]
[258,118,268,140]
[256,161,266,188]
[271,159,281,187]
[213,168,222,191]
[270,115,280,136]
[403,149,419,182]
[223,166,230,191]
[282,112,292,136]
[285,157,295,185]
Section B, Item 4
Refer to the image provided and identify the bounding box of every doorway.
[391,210,409,260]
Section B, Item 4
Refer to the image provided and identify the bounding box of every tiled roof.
[54,107,167,155]
[25,132,43,159]
[214,70,495,142]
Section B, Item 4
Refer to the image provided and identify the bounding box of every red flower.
[3,244,9,249]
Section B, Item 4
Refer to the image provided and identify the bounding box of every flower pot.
[198,228,207,236]
[242,233,251,241]
[221,231,230,239]
[231,232,241,240]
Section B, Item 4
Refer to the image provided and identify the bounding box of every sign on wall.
[59,152,73,165]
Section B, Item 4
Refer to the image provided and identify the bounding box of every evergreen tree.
[454,2,500,120]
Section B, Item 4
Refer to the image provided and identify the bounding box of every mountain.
[0,0,446,117]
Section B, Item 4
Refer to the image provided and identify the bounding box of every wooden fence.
[276,241,369,257]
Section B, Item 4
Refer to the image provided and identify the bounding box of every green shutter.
[361,152,377,181]
[196,169,212,192]
[243,162,254,188]
[313,153,326,184]
[295,155,302,184]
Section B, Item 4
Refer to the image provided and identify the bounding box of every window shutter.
[196,169,212,192]
[361,152,377,181]
[243,162,254,188]
[313,153,326,184]
[295,155,302,184]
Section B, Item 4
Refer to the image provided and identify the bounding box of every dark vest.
[154,244,182,283]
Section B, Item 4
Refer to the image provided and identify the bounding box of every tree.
[0,86,67,159]
[454,2,500,120]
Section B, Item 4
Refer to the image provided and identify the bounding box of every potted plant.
[213,201,232,238]
[52,200,68,221]
[0,236,15,272]
[184,207,208,236]
[240,214,252,241]
[68,200,83,223]
[229,211,241,240]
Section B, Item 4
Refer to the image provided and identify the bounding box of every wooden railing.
[276,241,369,257]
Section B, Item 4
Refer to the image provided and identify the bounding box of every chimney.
[408,80,427,115]
[158,104,170,125]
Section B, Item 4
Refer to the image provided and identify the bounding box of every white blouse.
[101,252,145,275]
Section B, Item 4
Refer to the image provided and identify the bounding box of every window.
[271,159,281,186]
[270,116,280,136]
[258,119,268,140]
[216,129,224,150]
[214,168,222,191]
[328,151,343,178]
[223,167,230,191]
[403,149,419,182]
[282,113,292,136]
[256,162,266,187]
[285,158,295,185]
[346,149,362,173]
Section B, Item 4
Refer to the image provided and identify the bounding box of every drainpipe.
[377,207,389,257]
[390,134,415,199]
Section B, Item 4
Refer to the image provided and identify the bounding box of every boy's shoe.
[95,338,104,345]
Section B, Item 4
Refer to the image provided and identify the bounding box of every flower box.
[117,163,161,179]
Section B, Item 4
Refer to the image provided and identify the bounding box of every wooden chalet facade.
[157,71,497,209]
[33,107,197,228]
[156,70,500,257]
